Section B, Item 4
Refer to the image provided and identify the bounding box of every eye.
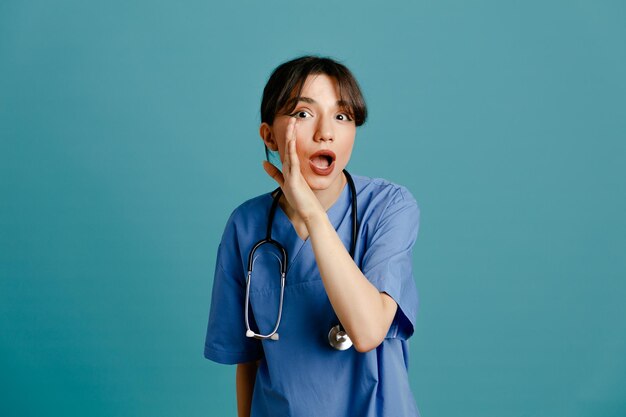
[336,113,353,122]
[290,110,311,119]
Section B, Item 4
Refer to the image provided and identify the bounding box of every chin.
[304,177,329,190]
[304,171,343,191]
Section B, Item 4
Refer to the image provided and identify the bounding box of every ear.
[259,122,278,151]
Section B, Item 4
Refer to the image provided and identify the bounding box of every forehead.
[297,74,341,100]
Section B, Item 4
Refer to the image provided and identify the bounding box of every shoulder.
[219,191,274,242]
[215,191,275,270]
[349,174,420,239]
[351,174,419,211]
[230,192,273,219]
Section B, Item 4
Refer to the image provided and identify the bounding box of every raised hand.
[262,117,324,222]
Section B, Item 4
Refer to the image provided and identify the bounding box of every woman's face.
[260,74,357,192]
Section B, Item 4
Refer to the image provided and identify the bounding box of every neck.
[313,171,347,211]
[279,171,347,219]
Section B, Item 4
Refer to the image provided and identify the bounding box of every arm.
[304,211,397,352]
[236,361,258,417]
[262,118,397,352]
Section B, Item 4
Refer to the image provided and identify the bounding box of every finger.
[263,160,284,188]
[288,120,300,173]
[283,118,296,171]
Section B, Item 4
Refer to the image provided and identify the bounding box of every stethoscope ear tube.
[345,169,358,259]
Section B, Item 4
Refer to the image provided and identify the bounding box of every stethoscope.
[244,169,358,351]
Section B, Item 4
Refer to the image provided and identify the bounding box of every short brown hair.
[260,56,368,127]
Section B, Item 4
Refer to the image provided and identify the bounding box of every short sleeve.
[204,220,263,364]
[361,188,420,340]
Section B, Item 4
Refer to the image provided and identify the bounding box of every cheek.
[295,141,309,164]
[294,122,314,142]
[337,134,356,163]
[337,146,353,166]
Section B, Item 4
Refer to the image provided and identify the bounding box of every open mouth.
[309,150,336,175]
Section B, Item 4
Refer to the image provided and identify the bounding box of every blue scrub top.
[204,175,421,417]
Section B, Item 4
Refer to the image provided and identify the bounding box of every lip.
[309,150,336,176]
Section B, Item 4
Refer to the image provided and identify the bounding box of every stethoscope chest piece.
[328,325,353,351]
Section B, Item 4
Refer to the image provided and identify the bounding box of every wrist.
[302,207,328,228]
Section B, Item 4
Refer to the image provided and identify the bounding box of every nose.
[314,114,334,142]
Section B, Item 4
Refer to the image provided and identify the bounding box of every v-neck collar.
[266,182,351,274]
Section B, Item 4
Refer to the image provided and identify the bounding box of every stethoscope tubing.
[245,170,358,343]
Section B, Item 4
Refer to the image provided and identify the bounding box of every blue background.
[1,1,625,416]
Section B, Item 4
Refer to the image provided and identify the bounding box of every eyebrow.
[285,96,350,109]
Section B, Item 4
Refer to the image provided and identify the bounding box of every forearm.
[305,210,397,352]
[236,361,258,417]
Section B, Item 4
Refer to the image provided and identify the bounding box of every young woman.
[204,56,421,417]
